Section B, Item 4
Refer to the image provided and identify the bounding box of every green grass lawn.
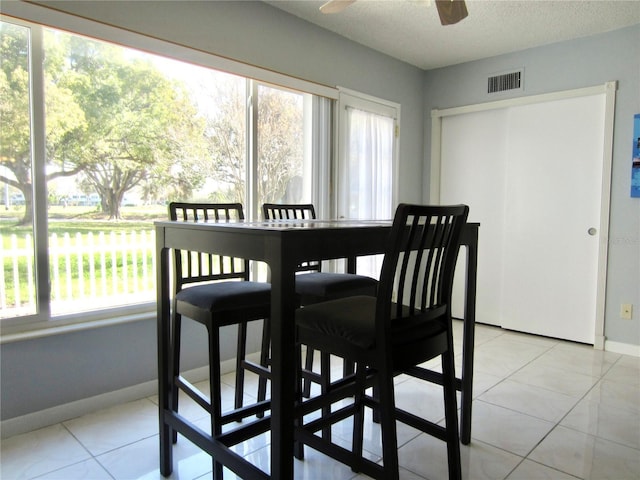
[1,204,168,236]
[1,205,163,310]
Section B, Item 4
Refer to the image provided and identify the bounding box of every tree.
[1,22,86,224]
[61,35,208,219]
[256,86,303,203]
[205,81,304,205]
[1,22,209,222]
[0,23,31,204]
[204,77,247,203]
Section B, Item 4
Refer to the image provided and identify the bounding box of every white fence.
[0,230,156,318]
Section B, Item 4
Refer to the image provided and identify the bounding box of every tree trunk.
[18,200,33,226]
[106,191,122,220]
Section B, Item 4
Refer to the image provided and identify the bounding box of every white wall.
[423,25,640,350]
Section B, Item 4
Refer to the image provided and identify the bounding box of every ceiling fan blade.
[435,0,468,25]
[319,0,356,14]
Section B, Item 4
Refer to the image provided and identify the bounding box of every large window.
[0,18,329,325]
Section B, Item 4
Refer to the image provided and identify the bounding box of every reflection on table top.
[156,218,394,230]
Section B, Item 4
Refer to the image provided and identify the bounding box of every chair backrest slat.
[262,203,320,273]
[379,204,469,328]
[169,202,249,290]
[262,203,316,220]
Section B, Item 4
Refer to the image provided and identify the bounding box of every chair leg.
[377,364,399,480]
[170,311,182,444]
[207,325,224,480]
[351,365,366,473]
[234,322,247,411]
[371,383,381,424]
[257,317,270,418]
[320,351,332,441]
[302,346,315,398]
[294,341,305,460]
[441,350,462,480]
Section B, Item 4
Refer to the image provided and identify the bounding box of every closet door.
[440,109,508,326]
[438,91,607,343]
[500,95,605,343]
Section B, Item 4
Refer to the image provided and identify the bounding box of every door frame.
[430,81,617,349]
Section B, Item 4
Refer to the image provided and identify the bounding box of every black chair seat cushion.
[294,272,377,299]
[296,295,446,350]
[176,281,271,314]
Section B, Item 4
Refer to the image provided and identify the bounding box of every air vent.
[487,69,523,94]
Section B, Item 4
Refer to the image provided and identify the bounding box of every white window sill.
[0,306,156,344]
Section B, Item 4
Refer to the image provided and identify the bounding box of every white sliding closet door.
[500,95,605,343]
[437,88,611,344]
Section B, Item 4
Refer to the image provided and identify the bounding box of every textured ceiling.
[265,0,640,69]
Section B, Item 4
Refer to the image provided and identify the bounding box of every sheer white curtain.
[337,102,396,279]
[341,107,394,220]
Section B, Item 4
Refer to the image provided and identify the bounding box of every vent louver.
[488,70,523,94]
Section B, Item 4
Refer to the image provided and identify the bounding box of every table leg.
[460,237,478,445]
[269,257,297,480]
[156,244,173,475]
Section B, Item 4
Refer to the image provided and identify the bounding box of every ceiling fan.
[319,0,468,26]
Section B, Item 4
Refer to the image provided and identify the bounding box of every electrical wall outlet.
[620,304,633,320]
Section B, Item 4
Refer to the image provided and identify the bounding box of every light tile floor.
[2,322,639,479]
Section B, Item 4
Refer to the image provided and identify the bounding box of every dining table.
[156,218,479,479]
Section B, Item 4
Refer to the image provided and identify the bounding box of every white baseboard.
[604,339,640,357]
[0,354,250,439]
[1,378,159,439]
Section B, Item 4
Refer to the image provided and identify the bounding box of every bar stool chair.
[262,203,378,399]
[295,204,468,480]
[169,202,271,479]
